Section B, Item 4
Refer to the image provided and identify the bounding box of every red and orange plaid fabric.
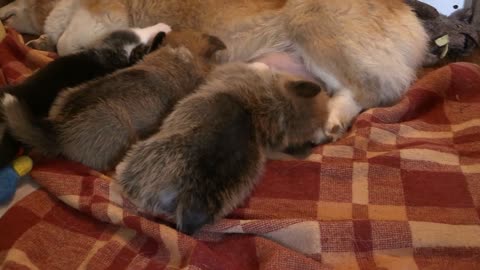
[1,29,480,270]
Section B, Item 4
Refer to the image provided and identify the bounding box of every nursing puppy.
[7,0,427,142]
[3,31,226,171]
[0,23,171,167]
[116,62,330,234]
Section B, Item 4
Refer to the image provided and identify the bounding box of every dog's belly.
[251,52,317,82]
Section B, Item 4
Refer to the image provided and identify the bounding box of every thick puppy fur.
[116,62,330,234]
[0,23,171,167]
[3,31,226,171]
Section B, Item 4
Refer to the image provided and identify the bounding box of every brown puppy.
[116,62,330,234]
[3,31,226,171]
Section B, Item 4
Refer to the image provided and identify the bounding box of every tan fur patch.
[82,0,126,16]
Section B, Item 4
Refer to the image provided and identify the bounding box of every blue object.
[0,166,19,204]
[0,156,33,204]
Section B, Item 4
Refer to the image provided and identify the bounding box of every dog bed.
[1,28,480,269]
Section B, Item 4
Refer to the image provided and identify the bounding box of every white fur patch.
[1,93,17,108]
[303,57,342,92]
[325,90,362,141]
[123,44,136,57]
[132,23,172,45]
[249,62,270,71]
[43,0,78,43]
[57,7,113,55]
[312,128,330,145]
[1,94,19,143]
[328,90,362,120]
[55,2,129,55]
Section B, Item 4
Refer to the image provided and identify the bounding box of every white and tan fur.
[0,0,428,140]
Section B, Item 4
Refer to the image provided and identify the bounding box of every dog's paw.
[25,35,56,51]
[324,115,349,142]
[324,90,362,142]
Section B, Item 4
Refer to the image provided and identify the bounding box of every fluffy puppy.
[0,23,171,167]
[3,31,226,171]
[116,62,330,234]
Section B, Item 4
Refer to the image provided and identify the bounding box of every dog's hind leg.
[43,0,78,44]
[26,0,78,51]
[56,3,129,55]
[284,11,363,140]
[284,0,427,141]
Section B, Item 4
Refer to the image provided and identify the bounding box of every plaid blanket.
[1,28,480,270]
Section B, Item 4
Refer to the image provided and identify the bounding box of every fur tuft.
[2,94,58,156]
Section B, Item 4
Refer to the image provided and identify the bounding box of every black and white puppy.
[0,22,171,167]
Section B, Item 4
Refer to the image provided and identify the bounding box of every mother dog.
[1,0,428,140]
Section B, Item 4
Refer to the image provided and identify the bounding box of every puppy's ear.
[286,81,322,98]
[203,34,226,58]
[149,32,166,52]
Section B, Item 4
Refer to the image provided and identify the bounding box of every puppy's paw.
[26,35,56,51]
[133,23,171,44]
[324,115,349,142]
[150,23,171,35]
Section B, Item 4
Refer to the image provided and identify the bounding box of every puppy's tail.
[2,94,59,156]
